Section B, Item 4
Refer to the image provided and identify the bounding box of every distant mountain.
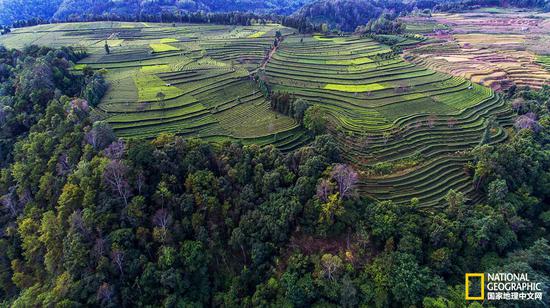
[433,0,550,12]
[291,0,549,32]
[0,0,63,25]
[0,0,313,26]
[2,0,548,28]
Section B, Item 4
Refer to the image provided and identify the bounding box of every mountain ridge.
[0,0,313,26]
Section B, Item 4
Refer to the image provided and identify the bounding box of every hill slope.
[292,0,411,31]
[0,0,63,25]
[0,0,312,25]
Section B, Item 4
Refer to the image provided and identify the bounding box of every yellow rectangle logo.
[465,273,485,300]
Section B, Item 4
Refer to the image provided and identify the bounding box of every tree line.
[9,11,284,29]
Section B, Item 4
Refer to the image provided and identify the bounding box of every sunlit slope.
[0,22,310,150]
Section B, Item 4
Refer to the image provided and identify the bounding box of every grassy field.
[248,31,266,38]
[324,83,386,92]
[134,74,184,102]
[150,43,180,52]
[538,55,550,70]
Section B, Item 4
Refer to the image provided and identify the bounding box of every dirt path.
[260,38,281,70]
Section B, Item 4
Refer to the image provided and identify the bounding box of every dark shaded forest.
[2,0,550,32]
[0,0,312,26]
[0,45,549,307]
[289,0,410,32]
[288,0,550,32]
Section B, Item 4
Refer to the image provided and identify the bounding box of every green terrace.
[0,22,514,207]
[265,35,512,206]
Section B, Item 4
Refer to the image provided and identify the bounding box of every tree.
[423,285,471,308]
[340,275,358,307]
[83,73,108,107]
[86,121,116,150]
[1,187,19,217]
[445,189,465,209]
[331,164,358,199]
[479,123,492,146]
[111,249,124,275]
[303,105,326,135]
[152,208,172,243]
[38,211,63,275]
[97,282,114,306]
[292,98,309,123]
[390,253,437,306]
[319,193,344,225]
[156,91,166,118]
[156,91,166,104]
[103,159,132,206]
[514,112,541,132]
[320,254,343,281]
[104,140,125,160]
[487,179,508,204]
[316,179,332,202]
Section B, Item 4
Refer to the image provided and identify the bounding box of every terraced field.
[406,42,550,91]
[265,35,513,207]
[538,55,550,70]
[0,21,515,207]
[401,11,550,91]
[0,22,309,150]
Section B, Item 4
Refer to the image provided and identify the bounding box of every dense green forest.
[2,0,550,30]
[0,0,312,26]
[0,45,549,306]
[290,0,411,32]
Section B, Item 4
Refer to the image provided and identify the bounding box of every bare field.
[402,10,550,90]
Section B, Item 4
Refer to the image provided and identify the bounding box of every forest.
[2,0,550,30]
[0,0,311,26]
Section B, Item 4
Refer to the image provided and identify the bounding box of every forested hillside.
[290,0,411,31]
[2,0,549,30]
[0,0,312,26]
[0,0,63,26]
[0,43,549,306]
[290,0,550,31]
[434,0,550,11]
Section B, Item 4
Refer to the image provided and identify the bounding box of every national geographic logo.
[465,273,544,301]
